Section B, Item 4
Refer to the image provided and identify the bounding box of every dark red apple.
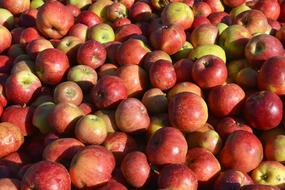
[19,9,38,28]
[173,58,193,82]
[130,1,152,22]
[76,10,101,27]
[19,27,41,46]
[0,55,12,73]
[115,24,142,42]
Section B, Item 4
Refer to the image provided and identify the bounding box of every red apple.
[106,2,128,22]
[142,50,172,71]
[167,82,202,101]
[223,0,246,7]
[68,23,88,42]
[76,10,101,27]
[19,27,41,46]
[130,1,152,22]
[253,0,280,20]
[0,0,30,15]
[0,55,12,73]
[115,24,142,42]
[26,38,53,59]
[0,178,20,190]
[112,18,131,29]
[173,58,193,82]
[98,63,118,78]
[190,23,218,47]
[54,81,83,105]
[208,12,232,25]
[193,2,212,17]
[0,25,12,54]
[192,16,211,29]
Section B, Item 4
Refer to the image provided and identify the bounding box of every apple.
[253,0,280,20]
[104,131,137,162]
[106,2,127,22]
[173,41,193,61]
[150,25,186,55]
[142,88,168,114]
[189,44,226,63]
[98,63,118,77]
[241,184,281,190]
[208,12,232,26]
[227,59,248,81]
[95,110,118,133]
[186,147,221,182]
[149,59,177,91]
[130,1,152,22]
[0,178,20,190]
[147,114,170,137]
[230,3,251,19]
[115,24,142,42]
[75,114,108,145]
[49,102,84,134]
[203,0,224,12]
[192,55,227,89]
[193,2,212,17]
[142,50,172,71]
[214,169,253,190]
[0,84,7,107]
[19,9,38,28]
[98,179,127,190]
[245,34,284,69]
[112,18,131,29]
[56,36,82,64]
[208,83,245,117]
[223,0,246,7]
[173,59,193,82]
[192,16,211,29]
[54,81,83,105]
[35,48,70,85]
[167,82,202,101]
[158,164,198,190]
[169,92,208,132]
[0,0,29,15]
[30,0,44,9]
[236,67,258,89]
[220,131,263,173]
[121,151,150,188]
[146,127,188,165]
[280,1,285,22]
[26,38,53,59]
[118,0,134,9]
[251,161,285,188]
[32,101,55,134]
[265,133,285,162]
[115,98,149,133]
[0,8,14,29]
[77,10,101,28]
[190,24,218,47]
[116,64,149,97]
[88,0,113,22]
[69,145,115,189]
[67,0,91,9]
[90,75,128,109]
[0,25,12,54]
[88,23,115,44]
[21,161,71,190]
[0,55,12,73]
[68,23,88,42]
[104,41,121,64]
[36,1,74,39]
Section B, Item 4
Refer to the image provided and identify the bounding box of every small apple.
[88,23,115,44]
[54,81,83,105]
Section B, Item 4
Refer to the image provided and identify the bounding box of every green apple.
[173,41,193,61]
[30,0,44,9]
[219,25,251,60]
[89,0,113,21]
[230,3,251,20]
[67,0,92,9]
[147,114,169,137]
[217,23,228,35]
[189,44,226,63]
[252,161,285,189]
[88,23,115,44]
[0,8,13,29]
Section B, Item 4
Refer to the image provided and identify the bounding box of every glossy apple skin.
[98,179,127,190]
[215,117,253,139]
[190,24,218,47]
[245,34,284,69]
[244,91,283,130]
[77,10,101,28]
[115,98,150,133]
[35,48,70,85]
[121,151,150,188]
[142,50,172,71]
[150,25,186,55]
[214,169,253,190]
[258,56,285,95]
[0,178,20,190]
[19,27,41,46]
[112,18,131,29]
[169,92,208,132]
[115,24,142,42]
[158,164,198,190]
[223,0,245,7]
[26,39,53,59]
[208,83,245,117]
[192,55,227,89]
[69,145,115,189]
[146,127,188,165]
[68,23,88,42]
[1,105,34,136]
[174,58,193,82]
[253,0,280,20]
[264,132,285,162]
[91,75,128,109]
[240,184,281,190]
[186,147,221,182]
[42,138,84,166]
[21,161,71,190]
[220,131,263,173]
[0,25,12,54]
[130,1,152,22]
[0,0,29,15]
[77,40,107,69]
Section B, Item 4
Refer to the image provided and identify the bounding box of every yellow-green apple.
[115,98,150,133]
[234,10,271,35]
[193,2,212,17]
[0,0,29,15]
[216,117,253,139]
[90,75,128,109]
[30,0,44,9]
[223,0,246,7]
[69,145,115,189]
[116,64,149,97]
[130,1,152,22]
[21,161,71,190]
[189,44,226,63]
[67,0,91,9]
[245,34,284,69]
[68,23,88,42]
[106,2,127,22]
[186,147,221,182]
[251,161,285,188]
[147,114,170,137]
[142,88,168,114]
[5,70,41,105]
[241,184,281,190]
[0,25,11,54]
[121,151,150,188]
[167,82,202,101]
[53,81,83,105]
[203,0,224,12]
[36,1,74,39]
[0,122,24,158]
[161,2,194,30]
[214,169,253,190]
[95,109,118,133]
[67,65,98,91]
[219,25,251,60]
[208,83,245,117]
[48,102,84,134]
[253,0,280,20]
[115,24,142,42]
[149,60,177,91]
[0,8,13,29]
[89,0,113,22]
[42,138,84,166]
[220,131,263,173]
[76,10,101,28]
[173,59,193,82]
[192,55,227,89]
[158,164,198,190]
[35,48,70,85]
[146,127,188,165]
[32,101,55,134]
[258,56,285,95]
[75,114,108,145]
[88,23,115,44]
[142,50,172,71]
[57,36,82,64]
[190,24,218,47]
[173,41,193,60]
[244,91,283,130]
[150,25,186,55]
[104,131,137,162]
[230,3,251,20]
[0,178,20,190]
[26,38,53,59]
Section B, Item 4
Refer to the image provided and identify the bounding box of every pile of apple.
[1,0,285,189]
